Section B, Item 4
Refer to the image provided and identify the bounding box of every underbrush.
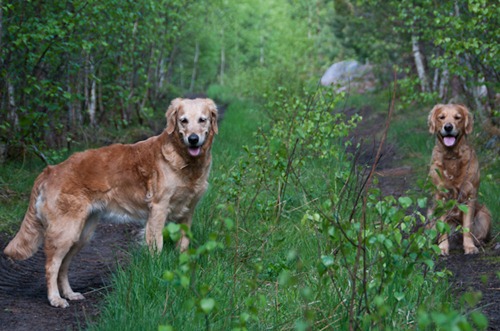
[88,88,488,330]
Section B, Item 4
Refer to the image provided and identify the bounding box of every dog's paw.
[438,242,449,256]
[464,245,479,254]
[65,292,85,301]
[49,297,70,308]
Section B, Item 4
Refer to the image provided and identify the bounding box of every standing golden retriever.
[3,98,218,308]
[427,104,491,255]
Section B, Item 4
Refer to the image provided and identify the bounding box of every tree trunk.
[7,81,19,131]
[0,0,3,49]
[260,35,264,65]
[67,69,74,130]
[89,60,97,127]
[220,29,225,85]
[411,35,430,93]
[189,41,199,92]
[438,68,449,100]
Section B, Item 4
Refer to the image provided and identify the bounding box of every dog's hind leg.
[44,212,89,308]
[463,201,479,254]
[58,215,99,301]
[472,204,492,245]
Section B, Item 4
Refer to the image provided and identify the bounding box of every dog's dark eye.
[199,117,207,123]
[180,118,188,124]
[455,116,461,120]
[438,115,445,120]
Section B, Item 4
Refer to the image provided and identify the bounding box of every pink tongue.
[443,136,456,147]
[189,147,201,156]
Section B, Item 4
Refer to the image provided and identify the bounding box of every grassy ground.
[86,91,482,330]
[0,159,44,234]
[1,90,495,330]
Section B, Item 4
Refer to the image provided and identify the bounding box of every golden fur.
[3,98,218,308]
[427,104,491,255]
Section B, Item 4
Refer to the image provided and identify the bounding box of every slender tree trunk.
[85,53,96,127]
[74,63,83,126]
[189,41,199,92]
[84,53,89,123]
[89,60,97,127]
[439,68,449,100]
[0,0,3,49]
[67,68,74,130]
[260,35,264,65]
[166,44,178,86]
[411,35,430,93]
[98,67,104,123]
[220,29,225,85]
[180,62,184,89]
[432,68,439,92]
[138,44,155,125]
[7,81,19,131]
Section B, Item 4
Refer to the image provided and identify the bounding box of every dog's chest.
[437,155,466,183]
[167,180,207,221]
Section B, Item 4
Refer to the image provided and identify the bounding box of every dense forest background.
[0,0,498,157]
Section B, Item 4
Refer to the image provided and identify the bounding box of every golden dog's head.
[428,104,473,148]
[166,98,218,157]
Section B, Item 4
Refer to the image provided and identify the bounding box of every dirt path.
[0,223,141,330]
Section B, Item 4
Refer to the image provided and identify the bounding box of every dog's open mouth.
[442,135,457,147]
[188,146,201,157]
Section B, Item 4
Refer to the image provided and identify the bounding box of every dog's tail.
[3,171,47,260]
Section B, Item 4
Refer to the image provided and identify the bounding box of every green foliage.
[330,0,499,125]
[87,88,488,330]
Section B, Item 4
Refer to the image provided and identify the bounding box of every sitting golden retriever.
[427,104,491,255]
[3,98,218,308]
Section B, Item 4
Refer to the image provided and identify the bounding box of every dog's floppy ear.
[459,104,474,135]
[428,104,442,134]
[166,98,182,135]
[206,99,218,135]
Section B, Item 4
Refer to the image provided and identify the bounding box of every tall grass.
[88,89,487,331]
[0,159,44,233]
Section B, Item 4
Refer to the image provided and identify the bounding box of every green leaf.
[200,298,215,314]
[321,255,334,268]
[162,270,175,282]
[417,197,428,209]
[398,196,412,209]
[224,218,234,230]
[470,311,488,329]
[394,292,405,301]
[457,204,469,213]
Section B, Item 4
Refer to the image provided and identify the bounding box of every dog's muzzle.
[440,123,458,147]
[187,134,202,156]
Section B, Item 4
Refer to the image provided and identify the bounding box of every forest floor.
[0,104,499,330]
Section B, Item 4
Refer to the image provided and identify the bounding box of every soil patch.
[0,223,142,330]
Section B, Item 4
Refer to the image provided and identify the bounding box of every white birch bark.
[412,35,430,93]
[7,81,19,130]
[438,68,449,99]
[189,41,199,92]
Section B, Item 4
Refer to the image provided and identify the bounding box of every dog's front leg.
[434,215,450,256]
[427,203,449,256]
[463,201,479,254]
[178,214,193,252]
[145,205,168,253]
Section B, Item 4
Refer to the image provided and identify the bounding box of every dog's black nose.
[444,123,453,132]
[188,134,199,145]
